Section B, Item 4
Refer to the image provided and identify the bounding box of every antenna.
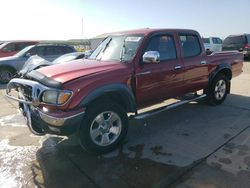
[81,17,83,45]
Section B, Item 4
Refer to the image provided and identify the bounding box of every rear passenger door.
[178,33,209,93]
[135,33,184,106]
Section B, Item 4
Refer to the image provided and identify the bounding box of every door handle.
[136,71,151,76]
[201,60,207,65]
[174,65,182,70]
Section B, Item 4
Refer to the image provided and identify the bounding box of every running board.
[133,94,206,120]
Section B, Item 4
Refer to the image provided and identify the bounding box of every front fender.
[79,84,137,113]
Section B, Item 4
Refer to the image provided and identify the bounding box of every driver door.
[135,34,184,108]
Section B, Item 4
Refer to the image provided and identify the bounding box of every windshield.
[14,45,34,57]
[89,35,144,62]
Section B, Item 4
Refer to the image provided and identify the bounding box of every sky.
[0,0,249,40]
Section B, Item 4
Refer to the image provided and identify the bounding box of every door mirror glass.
[142,51,160,63]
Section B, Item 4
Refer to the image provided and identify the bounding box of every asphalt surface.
[0,62,250,188]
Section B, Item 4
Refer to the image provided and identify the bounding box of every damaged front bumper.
[6,78,85,136]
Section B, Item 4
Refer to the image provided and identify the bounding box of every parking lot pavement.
[0,62,250,188]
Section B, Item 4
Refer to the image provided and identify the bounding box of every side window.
[247,35,250,44]
[179,34,201,57]
[212,38,217,44]
[2,43,15,52]
[15,43,27,51]
[217,38,222,44]
[26,47,37,56]
[35,46,46,56]
[145,35,177,61]
[45,46,62,56]
[61,46,74,54]
[212,38,222,44]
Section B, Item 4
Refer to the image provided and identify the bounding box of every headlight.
[41,90,72,105]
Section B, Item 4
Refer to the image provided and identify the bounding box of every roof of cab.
[108,28,199,36]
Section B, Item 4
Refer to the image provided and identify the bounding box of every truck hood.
[37,59,123,83]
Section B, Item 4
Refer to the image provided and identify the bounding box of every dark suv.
[222,34,250,59]
[0,44,76,83]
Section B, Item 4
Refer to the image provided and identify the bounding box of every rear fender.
[208,63,232,93]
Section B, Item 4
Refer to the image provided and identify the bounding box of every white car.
[203,37,223,53]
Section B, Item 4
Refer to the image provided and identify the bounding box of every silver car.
[0,44,76,83]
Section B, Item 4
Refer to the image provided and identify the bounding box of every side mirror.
[239,48,243,52]
[24,53,31,57]
[142,51,160,63]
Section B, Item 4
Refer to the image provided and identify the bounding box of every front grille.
[6,78,50,105]
[20,85,33,101]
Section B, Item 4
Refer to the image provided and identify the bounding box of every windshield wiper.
[96,38,112,60]
[120,39,126,62]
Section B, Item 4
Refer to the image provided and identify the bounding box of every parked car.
[222,34,250,59]
[19,52,86,76]
[0,44,76,83]
[203,37,223,53]
[6,28,243,154]
[0,41,38,58]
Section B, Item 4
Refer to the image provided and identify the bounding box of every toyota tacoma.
[6,29,243,154]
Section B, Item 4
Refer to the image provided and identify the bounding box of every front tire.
[206,74,229,105]
[78,102,129,154]
[0,68,15,84]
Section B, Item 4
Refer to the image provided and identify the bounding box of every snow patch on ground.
[0,139,39,187]
[0,114,26,127]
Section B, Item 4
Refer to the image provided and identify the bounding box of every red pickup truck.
[6,29,243,154]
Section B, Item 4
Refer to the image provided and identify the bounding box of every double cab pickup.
[6,29,243,154]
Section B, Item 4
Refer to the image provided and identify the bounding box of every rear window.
[247,35,250,44]
[203,38,210,43]
[179,34,201,57]
[223,36,246,45]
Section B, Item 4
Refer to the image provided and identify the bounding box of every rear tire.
[0,68,15,84]
[206,74,229,105]
[78,101,129,154]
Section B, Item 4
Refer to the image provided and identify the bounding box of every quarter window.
[179,34,201,57]
[145,35,177,61]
